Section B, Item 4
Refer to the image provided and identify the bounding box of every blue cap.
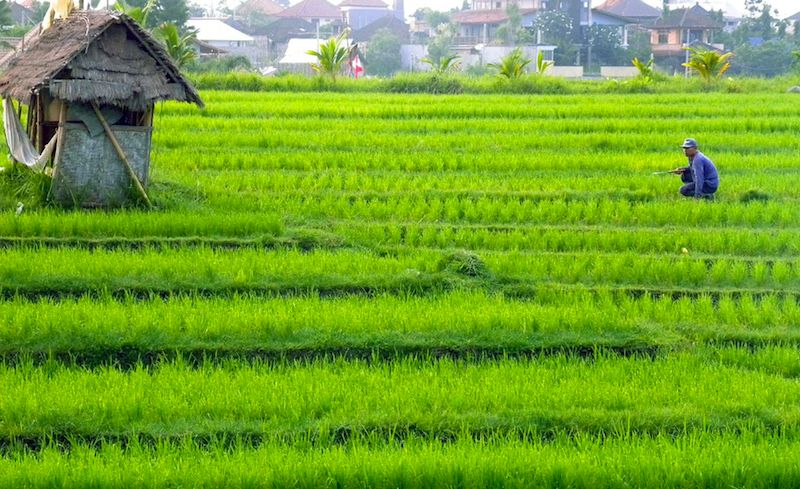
[681,138,698,149]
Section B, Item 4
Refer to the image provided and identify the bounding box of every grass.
[2,90,800,484]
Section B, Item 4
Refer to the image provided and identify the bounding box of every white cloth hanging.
[3,97,57,172]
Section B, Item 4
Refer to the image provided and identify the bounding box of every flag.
[351,55,364,79]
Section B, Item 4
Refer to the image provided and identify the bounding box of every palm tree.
[154,23,197,68]
[114,0,157,27]
[535,51,553,75]
[306,29,353,81]
[420,53,461,74]
[682,47,732,83]
[488,48,532,80]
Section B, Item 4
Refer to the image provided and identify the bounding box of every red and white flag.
[351,55,364,79]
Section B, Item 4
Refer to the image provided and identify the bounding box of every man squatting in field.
[671,138,719,200]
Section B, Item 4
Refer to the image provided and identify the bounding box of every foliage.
[632,57,654,81]
[424,22,456,66]
[366,28,401,77]
[536,51,553,75]
[731,39,795,77]
[119,0,189,29]
[421,53,461,74]
[186,55,252,73]
[488,48,532,80]
[586,24,627,66]
[114,0,156,27]
[306,29,354,81]
[532,10,577,65]
[153,23,197,68]
[495,2,523,45]
[0,1,12,31]
[682,47,732,82]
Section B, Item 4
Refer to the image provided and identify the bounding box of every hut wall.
[50,123,152,207]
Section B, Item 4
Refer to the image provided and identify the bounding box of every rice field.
[2,90,800,486]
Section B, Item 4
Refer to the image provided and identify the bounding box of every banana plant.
[488,48,532,79]
[682,47,732,83]
[632,57,654,81]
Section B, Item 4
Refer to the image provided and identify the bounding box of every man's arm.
[678,166,692,183]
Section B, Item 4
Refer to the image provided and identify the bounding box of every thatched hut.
[0,10,203,207]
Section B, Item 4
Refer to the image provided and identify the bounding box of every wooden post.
[50,102,68,172]
[90,101,153,209]
[36,95,44,151]
[47,102,68,201]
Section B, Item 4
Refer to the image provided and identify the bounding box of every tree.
[532,10,577,65]
[306,29,353,80]
[731,39,794,77]
[154,22,197,68]
[682,47,732,82]
[488,47,531,79]
[122,0,189,29]
[425,22,456,66]
[366,28,401,77]
[0,1,12,31]
[495,2,522,45]
[587,24,627,65]
[421,53,461,74]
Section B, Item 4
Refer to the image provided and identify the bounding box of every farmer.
[671,138,719,200]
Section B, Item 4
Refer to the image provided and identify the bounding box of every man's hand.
[670,168,686,175]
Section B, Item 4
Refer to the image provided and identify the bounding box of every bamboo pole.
[90,101,153,209]
[47,102,68,200]
[36,95,44,151]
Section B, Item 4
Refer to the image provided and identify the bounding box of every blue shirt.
[685,151,719,196]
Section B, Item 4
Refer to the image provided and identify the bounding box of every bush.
[386,73,464,94]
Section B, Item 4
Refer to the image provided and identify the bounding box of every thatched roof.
[0,10,203,110]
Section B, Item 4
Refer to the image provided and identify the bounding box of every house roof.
[339,0,387,8]
[452,8,536,25]
[256,17,315,41]
[10,2,37,25]
[0,11,202,110]
[650,4,722,29]
[277,0,341,19]
[595,0,660,20]
[787,11,800,22]
[236,0,284,17]
[352,14,408,42]
[186,18,255,42]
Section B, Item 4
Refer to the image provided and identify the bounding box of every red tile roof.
[452,8,536,25]
[277,0,341,19]
[236,0,284,17]
[338,0,388,8]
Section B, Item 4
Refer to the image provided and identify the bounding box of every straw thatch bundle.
[0,10,203,111]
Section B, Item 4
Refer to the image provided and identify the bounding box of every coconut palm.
[154,22,197,68]
[306,29,353,81]
[536,51,553,75]
[488,48,532,79]
[420,53,461,74]
[682,47,732,83]
[114,0,156,27]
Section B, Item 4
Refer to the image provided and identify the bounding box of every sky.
[398,0,799,19]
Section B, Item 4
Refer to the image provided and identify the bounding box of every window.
[658,31,669,44]
[495,1,501,8]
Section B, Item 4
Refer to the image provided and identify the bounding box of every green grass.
[2,90,800,485]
